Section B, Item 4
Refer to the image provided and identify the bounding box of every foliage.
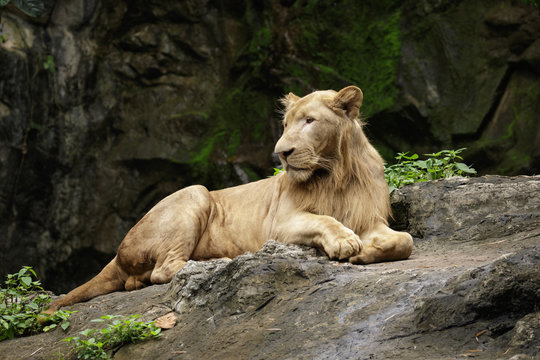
[189,81,272,184]
[0,0,45,17]
[273,167,283,176]
[0,266,72,341]
[384,148,476,193]
[43,55,56,74]
[63,314,162,359]
[522,0,539,11]
[283,0,402,116]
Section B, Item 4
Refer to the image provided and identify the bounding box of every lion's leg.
[141,185,213,284]
[45,185,213,312]
[274,212,362,260]
[43,256,125,314]
[149,259,187,284]
[349,223,413,265]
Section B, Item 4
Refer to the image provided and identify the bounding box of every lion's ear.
[332,86,363,119]
[280,92,301,110]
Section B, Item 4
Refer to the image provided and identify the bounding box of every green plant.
[522,0,539,11]
[0,266,72,341]
[0,0,45,17]
[63,315,162,359]
[272,167,283,176]
[384,148,476,193]
[43,55,56,74]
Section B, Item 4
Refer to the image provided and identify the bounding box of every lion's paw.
[323,229,362,260]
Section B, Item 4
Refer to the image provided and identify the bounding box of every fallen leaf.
[460,349,483,357]
[475,330,487,337]
[155,312,177,329]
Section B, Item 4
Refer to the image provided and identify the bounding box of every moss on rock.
[282,0,402,117]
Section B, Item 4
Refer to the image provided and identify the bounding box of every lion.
[44,86,413,313]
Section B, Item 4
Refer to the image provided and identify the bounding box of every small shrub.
[0,266,72,341]
[384,148,476,193]
[63,315,162,359]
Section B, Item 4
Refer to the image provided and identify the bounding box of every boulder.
[0,176,538,359]
[1,0,540,293]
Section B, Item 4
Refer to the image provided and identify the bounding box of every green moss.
[188,0,404,184]
[170,110,210,120]
[282,0,402,116]
[190,130,225,164]
[188,80,274,181]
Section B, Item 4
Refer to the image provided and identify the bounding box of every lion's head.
[274,86,390,234]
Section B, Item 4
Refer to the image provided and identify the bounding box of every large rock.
[390,175,540,241]
[1,0,539,299]
[0,176,538,359]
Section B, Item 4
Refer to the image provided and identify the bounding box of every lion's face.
[274,86,364,183]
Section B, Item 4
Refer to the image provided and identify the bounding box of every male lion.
[45,86,413,313]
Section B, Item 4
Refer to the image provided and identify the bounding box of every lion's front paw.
[322,229,362,260]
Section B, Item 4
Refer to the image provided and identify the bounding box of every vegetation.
[63,315,162,360]
[43,55,56,74]
[273,148,476,192]
[523,0,539,11]
[384,148,476,193]
[0,266,72,341]
[0,0,45,17]
[283,0,402,116]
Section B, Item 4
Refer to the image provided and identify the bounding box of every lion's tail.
[43,256,125,314]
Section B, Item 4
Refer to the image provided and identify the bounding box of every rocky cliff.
[0,176,538,359]
[1,0,539,297]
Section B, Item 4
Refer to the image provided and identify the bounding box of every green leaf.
[11,0,45,17]
[415,160,428,169]
[455,162,477,174]
[20,276,32,287]
[61,321,71,330]
[80,328,93,337]
[0,0,11,7]
[26,302,39,310]
[43,323,57,332]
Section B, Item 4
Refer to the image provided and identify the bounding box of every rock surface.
[1,0,540,293]
[0,176,538,359]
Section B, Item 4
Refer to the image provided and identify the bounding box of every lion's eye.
[305,117,315,124]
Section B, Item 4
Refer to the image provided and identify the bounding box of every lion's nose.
[278,148,294,160]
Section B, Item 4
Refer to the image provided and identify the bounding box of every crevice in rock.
[451,65,514,143]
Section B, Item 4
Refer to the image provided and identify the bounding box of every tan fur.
[44,86,413,314]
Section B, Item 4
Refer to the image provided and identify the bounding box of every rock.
[415,248,540,331]
[390,175,540,240]
[0,176,538,359]
[1,0,540,305]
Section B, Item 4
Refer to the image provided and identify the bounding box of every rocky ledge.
[0,175,538,359]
